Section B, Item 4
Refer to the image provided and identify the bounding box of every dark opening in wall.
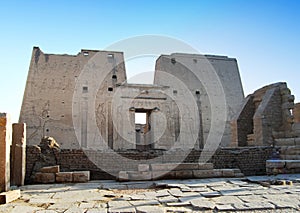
[173,90,177,94]
[108,87,113,92]
[171,58,176,64]
[83,86,88,93]
[46,129,49,132]
[112,74,117,80]
[196,90,200,95]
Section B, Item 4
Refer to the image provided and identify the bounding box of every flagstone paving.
[0,174,300,212]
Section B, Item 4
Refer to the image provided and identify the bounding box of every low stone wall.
[26,146,273,183]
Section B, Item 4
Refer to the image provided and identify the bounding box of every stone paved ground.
[0,174,300,213]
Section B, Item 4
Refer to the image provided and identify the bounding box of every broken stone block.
[55,172,73,183]
[0,189,21,204]
[35,172,55,183]
[72,171,90,182]
[40,165,60,173]
[138,164,150,172]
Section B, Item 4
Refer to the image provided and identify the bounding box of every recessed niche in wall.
[108,87,113,92]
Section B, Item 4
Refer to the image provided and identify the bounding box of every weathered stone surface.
[158,195,178,203]
[56,172,73,183]
[191,198,215,210]
[138,164,150,172]
[200,191,221,198]
[175,170,193,178]
[193,170,215,178]
[136,205,164,213]
[0,189,21,204]
[118,171,129,181]
[0,113,12,192]
[130,200,160,206]
[72,171,90,182]
[221,169,235,177]
[35,172,55,183]
[198,163,214,170]
[11,123,26,186]
[40,165,60,173]
[215,204,235,211]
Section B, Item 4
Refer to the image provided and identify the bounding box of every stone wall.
[294,103,300,123]
[25,146,272,183]
[231,82,297,147]
[155,54,245,147]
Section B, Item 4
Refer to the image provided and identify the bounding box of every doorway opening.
[135,109,152,150]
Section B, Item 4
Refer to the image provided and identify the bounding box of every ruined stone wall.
[231,96,255,147]
[25,146,272,182]
[293,103,300,123]
[231,82,297,147]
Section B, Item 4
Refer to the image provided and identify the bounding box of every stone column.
[0,113,12,192]
[11,123,26,186]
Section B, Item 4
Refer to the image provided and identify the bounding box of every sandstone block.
[40,165,60,173]
[175,163,199,170]
[295,138,300,145]
[118,171,129,181]
[193,170,215,178]
[138,164,150,172]
[213,169,223,177]
[11,123,26,187]
[0,113,12,192]
[72,171,90,182]
[285,160,300,169]
[55,172,73,183]
[151,163,178,171]
[175,170,193,178]
[198,163,214,170]
[266,160,285,168]
[128,171,152,181]
[0,189,21,204]
[275,138,295,146]
[152,171,176,180]
[35,172,55,183]
[221,169,235,177]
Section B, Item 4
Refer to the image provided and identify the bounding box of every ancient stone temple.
[19,47,300,181]
[19,47,244,150]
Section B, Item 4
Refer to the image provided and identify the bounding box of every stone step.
[266,159,300,175]
[118,168,243,181]
[275,138,300,146]
[148,163,214,172]
[0,190,21,204]
[280,155,300,160]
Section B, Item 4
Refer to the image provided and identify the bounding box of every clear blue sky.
[1,0,299,122]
